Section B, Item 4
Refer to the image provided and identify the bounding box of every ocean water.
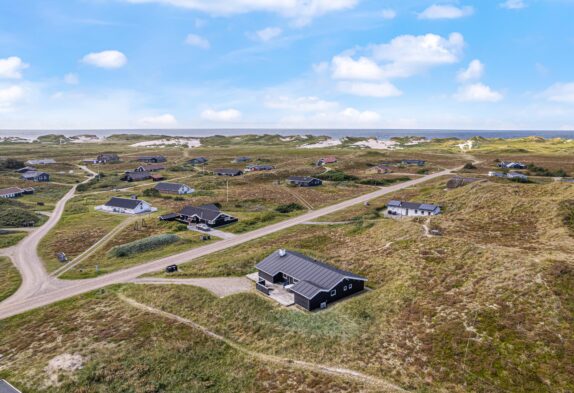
[2,128,574,140]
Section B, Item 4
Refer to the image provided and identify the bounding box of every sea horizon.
[2,128,574,141]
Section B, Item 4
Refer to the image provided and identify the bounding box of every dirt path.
[119,294,408,393]
[128,277,252,297]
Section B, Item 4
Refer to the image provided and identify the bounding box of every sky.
[0,0,573,130]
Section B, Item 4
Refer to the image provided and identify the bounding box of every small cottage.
[137,155,167,163]
[189,157,208,165]
[215,168,243,177]
[498,161,526,169]
[154,182,195,195]
[317,156,337,166]
[96,197,155,215]
[401,159,426,166]
[96,153,120,164]
[0,187,25,199]
[134,164,164,172]
[245,164,274,172]
[387,200,441,217]
[255,250,367,311]
[25,159,56,165]
[20,171,50,182]
[286,176,322,187]
[122,171,151,182]
[179,204,237,227]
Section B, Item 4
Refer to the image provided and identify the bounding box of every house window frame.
[330,289,336,297]
[349,283,353,289]
[343,286,347,291]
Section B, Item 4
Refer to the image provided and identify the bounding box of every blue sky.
[1,0,573,130]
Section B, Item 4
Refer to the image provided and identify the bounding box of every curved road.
[0,167,455,320]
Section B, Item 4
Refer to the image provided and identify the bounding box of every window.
[343,286,347,291]
[330,289,336,297]
[349,283,353,289]
[293,279,299,284]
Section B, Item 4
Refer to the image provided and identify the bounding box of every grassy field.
[0,231,27,249]
[60,218,219,279]
[143,178,574,392]
[0,257,22,302]
[0,288,372,393]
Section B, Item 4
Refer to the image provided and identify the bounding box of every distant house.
[0,379,22,393]
[233,156,251,163]
[446,177,481,189]
[488,171,506,178]
[15,166,36,173]
[287,176,322,187]
[179,204,237,227]
[137,155,166,163]
[498,161,527,169]
[154,182,194,195]
[317,156,337,166]
[96,153,120,164]
[507,172,529,181]
[20,171,50,182]
[134,164,165,172]
[387,200,441,217]
[215,168,243,177]
[0,187,25,199]
[245,164,274,172]
[189,157,208,165]
[96,197,155,215]
[366,164,394,175]
[25,159,56,165]
[255,249,367,311]
[122,171,151,182]
[401,159,426,166]
[150,174,165,182]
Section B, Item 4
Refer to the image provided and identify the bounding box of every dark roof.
[20,171,48,179]
[388,200,439,211]
[180,204,223,221]
[215,168,243,175]
[104,197,143,209]
[401,159,425,164]
[125,171,151,180]
[0,380,22,393]
[159,213,180,220]
[0,187,23,196]
[138,155,166,161]
[189,157,208,163]
[137,164,165,171]
[15,166,36,173]
[247,165,274,170]
[154,182,186,192]
[256,250,366,299]
[288,176,320,183]
[234,156,251,162]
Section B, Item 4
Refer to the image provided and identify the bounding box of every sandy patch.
[45,353,84,385]
[458,140,476,151]
[352,139,401,150]
[0,136,33,143]
[70,135,101,143]
[300,139,342,149]
[130,138,201,148]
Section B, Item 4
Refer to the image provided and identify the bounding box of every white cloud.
[457,59,484,82]
[370,32,465,78]
[185,34,210,49]
[81,50,127,69]
[500,0,526,9]
[124,0,358,25]
[265,96,338,112]
[340,107,380,123]
[381,9,396,20]
[541,83,574,104]
[139,113,178,126]
[418,4,474,20]
[0,85,26,112]
[337,81,402,98]
[255,27,283,42]
[64,73,79,85]
[0,57,29,79]
[201,108,242,122]
[455,83,503,102]
[331,56,385,80]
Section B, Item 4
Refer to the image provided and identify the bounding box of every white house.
[96,197,156,215]
[387,200,441,217]
[488,171,506,178]
[154,182,195,195]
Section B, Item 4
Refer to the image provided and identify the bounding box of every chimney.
[278,249,286,257]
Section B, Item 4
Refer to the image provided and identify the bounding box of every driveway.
[128,277,252,297]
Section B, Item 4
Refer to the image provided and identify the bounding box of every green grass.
[0,231,27,248]
[0,257,22,302]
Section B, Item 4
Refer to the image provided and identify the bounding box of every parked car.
[165,264,178,273]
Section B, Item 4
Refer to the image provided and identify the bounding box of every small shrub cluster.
[143,188,160,197]
[463,162,477,170]
[0,158,24,170]
[317,171,358,182]
[109,234,180,258]
[527,164,568,177]
[560,200,574,234]
[358,177,411,186]
[275,203,304,214]
[0,207,41,227]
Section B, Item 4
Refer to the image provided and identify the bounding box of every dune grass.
[0,257,21,302]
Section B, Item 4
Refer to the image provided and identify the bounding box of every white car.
[196,224,211,231]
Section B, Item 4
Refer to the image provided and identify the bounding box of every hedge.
[109,234,180,258]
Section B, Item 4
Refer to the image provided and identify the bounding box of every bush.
[317,171,358,182]
[0,158,25,170]
[527,164,568,177]
[275,203,304,214]
[109,234,180,258]
[358,177,411,186]
[0,208,41,227]
[143,188,160,197]
[463,162,477,170]
[560,200,574,234]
